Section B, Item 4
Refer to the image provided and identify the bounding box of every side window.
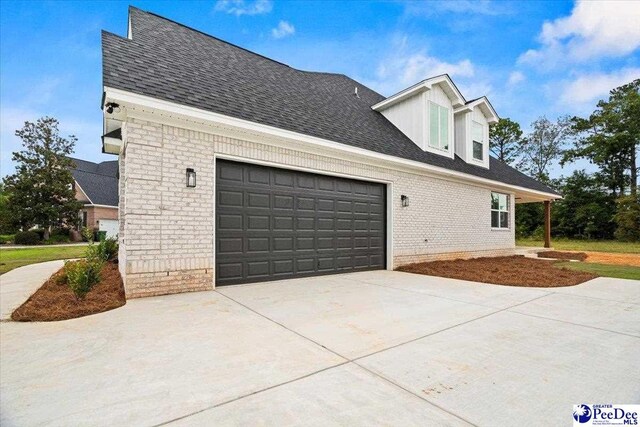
[491,192,509,229]
[429,101,449,150]
[472,121,484,161]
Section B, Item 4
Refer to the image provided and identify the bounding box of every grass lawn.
[557,261,640,281]
[517,239,640,254]
[0,246,87,275]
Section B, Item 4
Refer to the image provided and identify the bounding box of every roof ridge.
[74,169,118,178]
[129,6,293,70]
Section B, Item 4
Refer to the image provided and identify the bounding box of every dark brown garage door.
[215,159,386,285]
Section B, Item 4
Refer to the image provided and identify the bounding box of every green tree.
[552,171,616,239]
[2,117,82,238]
[614,195,640,241]
[489,118,524,165]
[518,116,571,183]
[0,183,17,234]
[564,79,639,197]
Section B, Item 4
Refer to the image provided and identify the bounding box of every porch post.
[544,200,551,248]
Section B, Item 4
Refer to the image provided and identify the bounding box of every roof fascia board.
[454,97,499,124]
[85,203,119,209]
[104,86,560,200]
[372,75,466,111]
[74,181,94,205]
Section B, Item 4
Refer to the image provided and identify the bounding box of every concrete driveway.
[1,271,638,426]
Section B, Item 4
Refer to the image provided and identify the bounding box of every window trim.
[491,192,510,230]
[472,120,484,161]
[428,101,450,151]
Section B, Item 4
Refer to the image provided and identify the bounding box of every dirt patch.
[397,255,597,287]
[538,251,588,261]
[11,262,126,322]
[584,251,640,267]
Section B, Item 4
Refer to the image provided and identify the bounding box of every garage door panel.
[247,168,271,185]
[247,192,270,208]
[273,194,294,210]
[296,237,314,250]
[218,190,243,207]
[216,160,385,285]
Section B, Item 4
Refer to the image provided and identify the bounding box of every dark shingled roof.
[69,157,119,207]
[102,7,558,196]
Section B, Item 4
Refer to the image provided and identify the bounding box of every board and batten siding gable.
[424,85,454,159]
[379,92,426,149]
[378,84,455,159]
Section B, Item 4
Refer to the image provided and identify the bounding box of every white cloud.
[365,37,475,95]
[404,0,511,16]
[271,21,295,39]
[507,71,525,86]
[214,0,272,16]
[559,68,640,105]
[519,0,640,67]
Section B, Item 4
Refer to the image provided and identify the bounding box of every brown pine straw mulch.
[11,262,126,322]
[537,251,588,261]
[397,255,597,287]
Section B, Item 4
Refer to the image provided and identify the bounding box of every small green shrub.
[45,234,71,244]
[14,230,41,245]
[86,237,119,262]
[81,227,94,243]
[54,270,68,285]
[0,234,14,244]
[64,259,103,299]
[32,229,46,240]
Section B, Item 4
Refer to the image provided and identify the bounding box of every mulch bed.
[397,255,597,287]
[537,251,588,261]
[11,262,126,322]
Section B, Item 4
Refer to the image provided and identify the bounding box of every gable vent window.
[429,101,449,150]
[491,192,509,229]
[472,121,484,161]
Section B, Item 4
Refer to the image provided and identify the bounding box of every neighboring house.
[101,7,561,298]
[69,157,119,238]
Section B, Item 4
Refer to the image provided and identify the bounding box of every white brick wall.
[120,117,515,297]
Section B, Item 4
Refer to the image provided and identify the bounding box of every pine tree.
[3,117,82,238]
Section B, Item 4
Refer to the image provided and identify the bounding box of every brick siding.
[120,117,515,298]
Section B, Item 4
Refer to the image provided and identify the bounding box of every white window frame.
[472,120,484,161]
[491,192,510,229]
[428,101,450,151]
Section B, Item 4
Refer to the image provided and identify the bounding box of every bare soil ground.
[397,255,597,287]
[538,251,588,261]
[11,262,126,321]
[583,251,640,267]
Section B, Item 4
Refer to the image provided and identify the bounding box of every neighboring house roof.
[69,157,119,207]
[102,6,559,196]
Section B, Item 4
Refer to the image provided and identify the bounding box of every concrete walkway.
[0,260,64,320]
[1,271,638,426]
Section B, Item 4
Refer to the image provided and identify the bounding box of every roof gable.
[69,158,119,206]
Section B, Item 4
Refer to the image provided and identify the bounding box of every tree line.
[490,79,639,241]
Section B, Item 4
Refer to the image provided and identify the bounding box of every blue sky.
[1,0,639,179]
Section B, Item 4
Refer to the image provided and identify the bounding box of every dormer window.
[472,121,484,161]
[429,101,449,151]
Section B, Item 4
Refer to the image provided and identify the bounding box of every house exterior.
[70,158,119,237]
[101,7,560,298]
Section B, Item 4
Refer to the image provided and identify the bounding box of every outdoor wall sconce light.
[401,194,409,207]
[186,168,196,188]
